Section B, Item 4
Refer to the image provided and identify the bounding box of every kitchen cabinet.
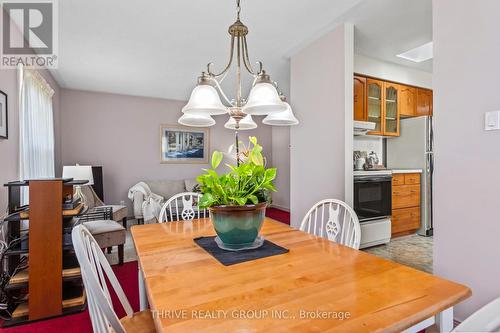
[416,88,433,116]
[354,76,367,121]
[384,83,400,136]
[366,78,384,135]
[399,85,417,117]
[391,173,421,237]
[353,75,434,137]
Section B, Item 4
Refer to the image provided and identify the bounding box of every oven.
[354,173,392,222]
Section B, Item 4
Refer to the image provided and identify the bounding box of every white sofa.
[131,179,198,223]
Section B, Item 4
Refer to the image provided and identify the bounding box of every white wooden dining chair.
[452,297,500,332]
[158,192,208,223]
[71,225,155,333]
[300,199,361,249]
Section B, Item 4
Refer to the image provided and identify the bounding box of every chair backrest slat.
[299,199,361,250]
[72,225,133,333]
[158,192,208,223]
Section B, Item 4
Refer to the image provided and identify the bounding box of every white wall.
[355,54,432,89]
[290,23,353,227]
[433,0,500,321]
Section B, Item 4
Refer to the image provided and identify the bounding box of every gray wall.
[60,89,273,212]
[271,126,290,210]
[433,0,500,321]
[290,24,352,227]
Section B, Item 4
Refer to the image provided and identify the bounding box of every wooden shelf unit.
[1,179,87,327]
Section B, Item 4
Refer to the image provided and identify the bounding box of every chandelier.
[178,0,299,130]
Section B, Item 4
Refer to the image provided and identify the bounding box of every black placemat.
[193,236,289,266]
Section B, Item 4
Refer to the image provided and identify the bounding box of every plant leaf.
[265,168,277,181]
[211,151,223,169]
[199,193,215,208]
[248,195,259,204]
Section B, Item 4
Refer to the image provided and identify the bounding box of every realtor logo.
[1,0,58,68]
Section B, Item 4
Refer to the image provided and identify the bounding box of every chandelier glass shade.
[242,82,287,115]
[224,114,257,130]
[182,84,227,116]
[178,0,298,130]
[178,112,215,127]
[263,102,299,126]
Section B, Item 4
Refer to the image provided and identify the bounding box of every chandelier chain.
[236,0,241,19]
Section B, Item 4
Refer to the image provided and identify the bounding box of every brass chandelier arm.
[207,35,236,78]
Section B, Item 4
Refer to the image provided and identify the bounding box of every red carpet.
[0,261,139,333]
[266,207,290,225]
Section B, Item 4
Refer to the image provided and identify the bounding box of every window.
[19,66,55,203]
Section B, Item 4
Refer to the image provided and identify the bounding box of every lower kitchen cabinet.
[392,173,421,237]
[392,207,420,234]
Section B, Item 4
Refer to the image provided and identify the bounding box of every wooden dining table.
[131,218,471,333]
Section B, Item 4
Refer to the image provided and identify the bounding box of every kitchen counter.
[391,169,423,174]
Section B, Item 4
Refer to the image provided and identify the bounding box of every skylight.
[396,42,433,63]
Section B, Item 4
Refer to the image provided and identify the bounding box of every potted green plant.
[197,137,277,250]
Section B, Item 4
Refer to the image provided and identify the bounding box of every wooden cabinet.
[354,76,367,121]
[392,184,420,209]
[353,75,433,137]
[384,82,400,136]
[392,173,421,237]
[366,78,384,135]
[365,79,400,136]
[399,85,417,117]
[417,88,433,116]
[392,207,420,235]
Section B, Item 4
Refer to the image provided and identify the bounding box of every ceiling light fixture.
[396,41,433,63]
[178,0,299,139]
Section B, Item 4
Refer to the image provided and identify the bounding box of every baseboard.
[270,204,290,212]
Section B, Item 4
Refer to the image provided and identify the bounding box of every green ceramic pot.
[209,202,267,247]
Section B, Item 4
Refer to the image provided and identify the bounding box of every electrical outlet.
[485,111,500,131]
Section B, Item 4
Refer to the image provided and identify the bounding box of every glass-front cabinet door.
[384,83,400,136]
[366,79,384,135]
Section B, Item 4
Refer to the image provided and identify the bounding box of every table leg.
[436,307,454,333]
[138,265,148,310]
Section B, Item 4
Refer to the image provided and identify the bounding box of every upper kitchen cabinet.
[384,82,400,136]
[353,75,433,136]
[416,88,433,116]
[354,76,367,121]
[366,78,384,135]
[399,85,417,117]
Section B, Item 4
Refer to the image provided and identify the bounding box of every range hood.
[354,120,376,136]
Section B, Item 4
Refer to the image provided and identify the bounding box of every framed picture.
[160,125,209,164]
[0,91,7,139]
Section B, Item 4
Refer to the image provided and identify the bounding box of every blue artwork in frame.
[160,125,209,164]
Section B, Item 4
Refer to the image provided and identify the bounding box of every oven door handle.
[354,176,392,183]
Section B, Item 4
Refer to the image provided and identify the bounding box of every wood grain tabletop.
[131,218,471,333]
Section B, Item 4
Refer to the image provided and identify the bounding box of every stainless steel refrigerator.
[386,116,433,236]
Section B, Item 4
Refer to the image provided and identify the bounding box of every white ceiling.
[51,0,432,101]
[349,0,433,72]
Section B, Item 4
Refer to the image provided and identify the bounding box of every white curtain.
[19,66,55,203]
